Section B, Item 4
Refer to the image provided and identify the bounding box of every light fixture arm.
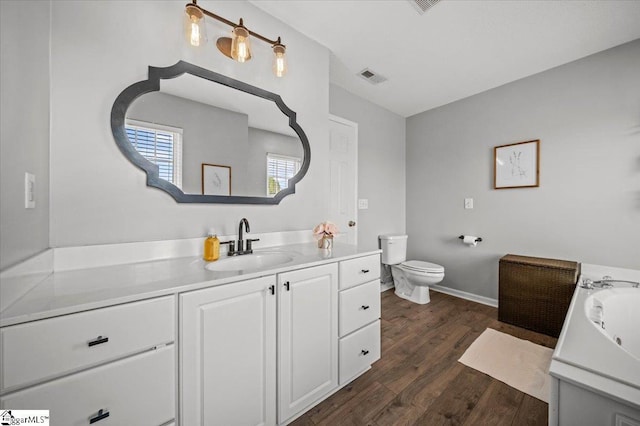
[187,1,283,47]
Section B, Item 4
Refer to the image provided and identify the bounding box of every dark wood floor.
[291,289,557,426]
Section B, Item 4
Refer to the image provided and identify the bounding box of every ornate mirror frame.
[110,60,310,204]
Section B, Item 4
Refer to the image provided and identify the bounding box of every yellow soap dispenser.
[203,229,220,262]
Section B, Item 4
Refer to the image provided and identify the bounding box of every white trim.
[328,114,358,246]
[125,119,184,188]
[380,282,394,292]
[430,284,498,307]
[266,153,301,196]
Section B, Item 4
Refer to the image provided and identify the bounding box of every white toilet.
[379,234,445,304]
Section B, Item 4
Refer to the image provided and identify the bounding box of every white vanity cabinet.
[337,254,381,385]
[180,264,338,426]
[180,275,277,426]
[278,263,339,422]
[0,296,176,426]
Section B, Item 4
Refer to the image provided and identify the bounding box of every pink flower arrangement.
[313,221,339,240]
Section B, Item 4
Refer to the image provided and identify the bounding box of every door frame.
[328,114,359,245]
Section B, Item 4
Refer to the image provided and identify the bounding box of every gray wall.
[329,84,406,250]
[406,39,640,300]
[48,1,330,246]
[0,1,51,270]
[127,92,251,195]
[128,92,303,197]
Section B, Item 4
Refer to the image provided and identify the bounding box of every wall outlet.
[358,199,369,209]
[25,172,35,209]
[464,198,473,209]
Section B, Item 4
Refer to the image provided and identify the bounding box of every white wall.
[49,0,330,246]
[0,1,51,270]
[329,84,406,250]
[406,40,640,299]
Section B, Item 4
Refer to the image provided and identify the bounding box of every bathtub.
[549,264,640,426]
[586,288,640,363]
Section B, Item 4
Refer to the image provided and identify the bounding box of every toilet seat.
[399,260,444,274]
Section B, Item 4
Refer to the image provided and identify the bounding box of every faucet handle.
[220,240,235,255]
[246,238,260,252]
[581,278,593,289]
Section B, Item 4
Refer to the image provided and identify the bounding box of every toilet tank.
[379,234,408,265]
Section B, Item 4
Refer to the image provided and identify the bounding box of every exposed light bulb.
[272,42,287,77]
[236,37,249,62]
[231,23,252,62]
[184,5,206,47]
[190,19,200,46]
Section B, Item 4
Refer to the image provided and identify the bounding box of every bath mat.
[458,328,553,402]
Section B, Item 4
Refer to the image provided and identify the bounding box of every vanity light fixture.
[184,0,287,77]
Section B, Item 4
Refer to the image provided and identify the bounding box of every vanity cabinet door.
[180,276,276,426]
[278,263,339,423]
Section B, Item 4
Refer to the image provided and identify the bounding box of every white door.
[180,276,277,426]
[278,264,339,423]
[329,115,358,245]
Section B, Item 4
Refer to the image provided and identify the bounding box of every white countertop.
[0,243,381,328]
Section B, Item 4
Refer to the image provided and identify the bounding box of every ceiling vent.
[409,0,441,15]
[358,68,387,85]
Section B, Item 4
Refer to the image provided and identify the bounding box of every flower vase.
[318,235,333,249]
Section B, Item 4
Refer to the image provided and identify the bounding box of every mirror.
[111,61,310,204]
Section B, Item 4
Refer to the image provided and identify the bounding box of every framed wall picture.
[494,140,540,189]
[202,163,231,196]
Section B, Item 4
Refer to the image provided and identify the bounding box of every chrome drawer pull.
[361,305,370,310]
[361,349,369,356]
[88,336,109,347]
[361,269,370,273]
[89,409,110,424]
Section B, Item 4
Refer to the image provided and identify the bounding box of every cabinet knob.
[361,349,369,356]
[269,285,275,295]
[361,269,370,273]
[361,305,370,310]
[88,336,109,347]
[284,281,290,291]
[89,409,110,424]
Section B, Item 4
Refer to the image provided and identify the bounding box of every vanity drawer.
[0,345,175,426]
[339,320,380,385]
[1,296,175,391]
[339,254,381,290]
[339,280,381,337]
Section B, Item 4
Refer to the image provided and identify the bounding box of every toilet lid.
[400,260,444,273]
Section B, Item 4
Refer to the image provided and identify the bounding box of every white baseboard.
[430,284,498,307]
[380,282,394,292]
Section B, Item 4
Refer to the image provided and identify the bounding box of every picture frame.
[494,140,540,189]
[202,163,231,196]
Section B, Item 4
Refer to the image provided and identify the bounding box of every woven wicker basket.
[498,254,580,337]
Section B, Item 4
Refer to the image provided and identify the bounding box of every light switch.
[358,199,368,209]
[25,172,35,209]
[464,198,473,209]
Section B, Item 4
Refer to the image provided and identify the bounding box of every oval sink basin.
[205,252,294,272]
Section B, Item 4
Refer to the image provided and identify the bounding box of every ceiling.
[249,0,640,117]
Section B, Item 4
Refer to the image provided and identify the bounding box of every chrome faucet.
[581,276,640,289]
[228,218,260,256]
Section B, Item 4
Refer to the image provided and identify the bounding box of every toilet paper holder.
[459,235,483,243]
